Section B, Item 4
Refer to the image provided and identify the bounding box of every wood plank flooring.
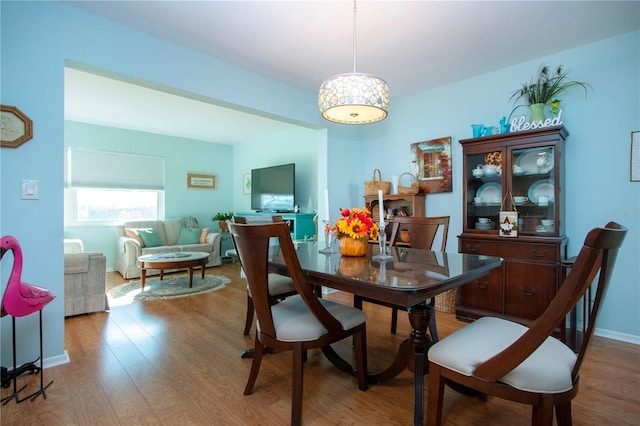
[1,264,638,425]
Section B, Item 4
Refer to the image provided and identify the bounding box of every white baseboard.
[595,328,640,345]
[43,350,70,369]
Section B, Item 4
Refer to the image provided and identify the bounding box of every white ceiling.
[64,0,640,144]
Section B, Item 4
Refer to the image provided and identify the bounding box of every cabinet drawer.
[459,238,560,263]
[504,262,556,319]
[459,267,503,313]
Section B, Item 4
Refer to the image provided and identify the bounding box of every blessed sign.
[510,109,564,132]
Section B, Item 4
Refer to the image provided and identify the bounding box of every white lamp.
[318,0,389,124]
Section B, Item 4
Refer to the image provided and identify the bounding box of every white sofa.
[114,219,221,279]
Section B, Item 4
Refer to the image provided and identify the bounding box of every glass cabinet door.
[510,146,556,235]
[466,150,504,232]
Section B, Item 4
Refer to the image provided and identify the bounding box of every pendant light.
[318,0,389,124]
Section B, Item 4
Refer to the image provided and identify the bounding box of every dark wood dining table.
[268,241,502,426]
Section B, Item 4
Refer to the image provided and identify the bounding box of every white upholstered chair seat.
[246,273,295,297]
[260,295,367,342]
[428,317,577,393]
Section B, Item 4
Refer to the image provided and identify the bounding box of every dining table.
[268,241,503,426]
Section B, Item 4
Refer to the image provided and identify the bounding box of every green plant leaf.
[510,64,590,106]
[212,211,234,221]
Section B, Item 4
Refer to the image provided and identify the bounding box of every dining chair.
[232,216,298,336]
[355,215,450,339]
[230,221,368,426]
[426,222,627,426]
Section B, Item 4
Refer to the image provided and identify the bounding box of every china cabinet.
[457,126,568,329]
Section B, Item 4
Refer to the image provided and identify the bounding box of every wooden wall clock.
[1,105,33,148]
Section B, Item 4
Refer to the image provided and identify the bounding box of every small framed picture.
[187,173,216,190]
[631,131,640,182]
[243,173,252,194]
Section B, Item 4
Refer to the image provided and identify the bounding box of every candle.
[324,189,330,222]
[378,190,384,223]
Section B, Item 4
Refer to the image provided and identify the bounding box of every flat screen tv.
[251,163,295,212]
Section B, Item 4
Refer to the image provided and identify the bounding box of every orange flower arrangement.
[332,208,379,241]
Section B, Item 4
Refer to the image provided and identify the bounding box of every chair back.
[230,215,284,266]
[233,215,284,224]
[229,222,343,339]
[473,222,627,383]
[389,216,450,251]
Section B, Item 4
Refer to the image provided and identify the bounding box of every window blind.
[65,147,165,190]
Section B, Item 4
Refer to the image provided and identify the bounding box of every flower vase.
[529,103,546,123]
[338,237,368,257]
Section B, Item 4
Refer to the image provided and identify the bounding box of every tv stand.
[237,212,317,240]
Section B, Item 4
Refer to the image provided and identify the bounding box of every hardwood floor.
[1,264,638,425]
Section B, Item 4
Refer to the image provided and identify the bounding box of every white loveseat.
[115,219,221,279]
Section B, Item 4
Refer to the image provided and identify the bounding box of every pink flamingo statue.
[0,235,55,404]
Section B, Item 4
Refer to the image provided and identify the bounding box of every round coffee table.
[137,252,209,290]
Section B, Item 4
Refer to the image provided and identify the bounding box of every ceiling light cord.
[352,0,357,74]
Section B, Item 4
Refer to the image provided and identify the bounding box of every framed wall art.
[1,104,33,148]
[243,173,252,194]
[631,131,639,182]
[187,173,217,190]
[410,136,453,194]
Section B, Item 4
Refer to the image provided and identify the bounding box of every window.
[75,188,160,222]
[65,148,165,226]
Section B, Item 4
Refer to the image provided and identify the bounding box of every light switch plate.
[21,179,39,200]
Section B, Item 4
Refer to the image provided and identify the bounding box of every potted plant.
[212,211,234,232]
[509,64,590,122]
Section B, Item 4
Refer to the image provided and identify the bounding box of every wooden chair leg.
[291,343,304,426]
[532,394,554,426]
[244,336,263,395]
[353,295,363,310]
[352,297,363,346]
[426,363,445,426]
[555,402,573,426]
[354,327,368,391]
[243,294,254,335]
[390,307,398,334]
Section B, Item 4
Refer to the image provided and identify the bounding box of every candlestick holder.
[378,260,387,283]
[372,221,393,261]
[319,220,335,254]
[324,253,332,273]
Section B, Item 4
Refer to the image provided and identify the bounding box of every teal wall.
[63,121,235,267]
[233,126,322,214]
[0,0,328,366]
[357,32,640,340]
[1,1,638,367]
[64,121,322,268]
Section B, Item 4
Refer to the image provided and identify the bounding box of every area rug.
[108,274,230,305]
